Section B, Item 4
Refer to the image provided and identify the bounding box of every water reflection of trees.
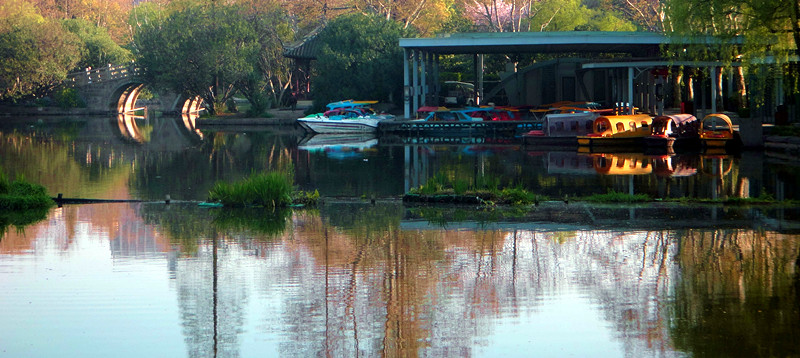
[0,129,132,199]
[670,229,800,357]
[133,203,800,357]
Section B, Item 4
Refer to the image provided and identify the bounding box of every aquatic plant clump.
[0,173,55,210]
[407,173,540,206]
[208,171,293,208]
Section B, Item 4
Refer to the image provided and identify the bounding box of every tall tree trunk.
[737,66,747,109]
[673,71,683,108]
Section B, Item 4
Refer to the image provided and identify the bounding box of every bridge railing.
[66,63,141,87]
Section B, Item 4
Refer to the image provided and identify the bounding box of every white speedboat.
[297,100,394,134]
[297,113,385,133]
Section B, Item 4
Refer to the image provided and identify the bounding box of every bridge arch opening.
[68,64,206,114]
[109,82,205,115]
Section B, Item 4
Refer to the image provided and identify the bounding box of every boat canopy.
[592,114,652,136]
[701,113,733,132]
[543,112,596,136]
[651,114,698,136]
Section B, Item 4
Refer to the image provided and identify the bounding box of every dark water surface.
[1,115,799,357]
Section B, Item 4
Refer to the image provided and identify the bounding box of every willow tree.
[664,0,800,111]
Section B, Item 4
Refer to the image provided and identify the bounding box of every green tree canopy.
[529,0,636,32]
[311,13,414,110]
[0,0,82,102]
[664,0,798,63]
[132,3,262,114]
[234,5,295,115]
[62,18,132,70]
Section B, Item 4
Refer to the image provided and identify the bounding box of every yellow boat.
[700,113,734,148]
[577,114,653,148]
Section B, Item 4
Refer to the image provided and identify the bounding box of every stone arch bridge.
[67,64,204,114]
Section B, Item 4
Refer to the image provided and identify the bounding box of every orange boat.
[577,114,653,148]
[700,113,734,148]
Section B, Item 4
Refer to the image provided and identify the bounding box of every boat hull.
[701,138,731,148]
[577,135,643,148]
[297,117,381,134]
[643,135,676,148]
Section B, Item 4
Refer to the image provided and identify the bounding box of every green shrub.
[475,175,501,192]
[53,88,86,109]
[0,171,9,195]
[500,187,536,205]
[0,174,54,210]
[452,178,469,195]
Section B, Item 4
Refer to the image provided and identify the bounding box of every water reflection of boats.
[545,151,597,175]
[590,153,653,175]
[651,154,699,177]
[546,151,701,178]
[298,133,378,159]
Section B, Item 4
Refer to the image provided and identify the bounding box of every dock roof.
[399,31,740,56]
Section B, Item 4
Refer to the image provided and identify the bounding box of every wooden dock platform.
[378,120,541,138]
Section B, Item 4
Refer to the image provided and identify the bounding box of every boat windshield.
[703,117,731,131]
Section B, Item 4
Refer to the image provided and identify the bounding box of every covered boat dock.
[399,31,745,120]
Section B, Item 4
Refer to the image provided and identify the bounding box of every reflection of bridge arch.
[114,112,204,144]
[68,64,205,114]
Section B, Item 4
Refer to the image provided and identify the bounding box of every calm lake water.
[1,114,799,357]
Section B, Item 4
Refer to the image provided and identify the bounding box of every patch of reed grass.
[583,190,651,203]
[208,171,293,208]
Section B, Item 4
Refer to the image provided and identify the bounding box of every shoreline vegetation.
[0,172,56,235]
[204,166,794,210]
[402,173,795,207]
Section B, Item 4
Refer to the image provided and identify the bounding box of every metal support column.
[419,52,428,106]
[403,48,410,119]
[478,54,484,105]
[710,67,718,113]
[433,54,440,106]
[412,50,419,114]
[628,67,634,114]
